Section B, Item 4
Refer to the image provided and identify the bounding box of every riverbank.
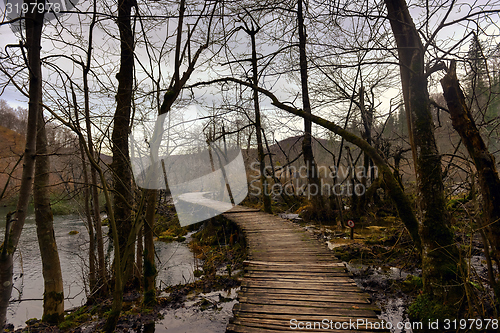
[5,215,246,333]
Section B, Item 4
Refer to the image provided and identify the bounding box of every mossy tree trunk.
[384,0,464,303]
[135,225,143,287]
[139,0,215,307]
[111,0,135,288]
[34,110,65,323]
[441,60,500,300]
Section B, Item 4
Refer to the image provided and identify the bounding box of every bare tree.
[240,14,273,213]
[105,0,136,329]
[0,1,45,329]
[297,0,325,216]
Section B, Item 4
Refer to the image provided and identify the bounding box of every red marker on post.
[347,220,355,240]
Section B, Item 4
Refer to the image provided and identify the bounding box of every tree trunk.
[34,112,64,323]
[135,225,143,287]
[102,180,123,333]
[385,0,464,302]
[0,1,43,329]
[111,0,135,286]
[143,189,157,306]
[297,0,324,215]
[73,83,97,296]
[83,0,106,296]
[248,26,272,213]
[79,139,97,293]
[441,60,500,298]
[358,86,373,215]
[106,0,135,330]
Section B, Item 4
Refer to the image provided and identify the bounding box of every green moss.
[58,310,90,329]
[25,318,39,326]
[143,289,157,307]
[401,275,423,292]
[408,294,455,325]
[58,320,78,330]
[68,230,79,235]
[144,252,157,278]
[156,219,188,242]
[44,291,64,302]
[42,312,64,324]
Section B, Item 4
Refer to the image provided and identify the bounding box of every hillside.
[0,125,24,157]
[0,126,25,201]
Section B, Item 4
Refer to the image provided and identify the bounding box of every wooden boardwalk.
[222,206,389,333]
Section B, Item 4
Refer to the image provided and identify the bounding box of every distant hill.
[242,135,341,170]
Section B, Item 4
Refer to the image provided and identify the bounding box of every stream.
[0,207,208,330]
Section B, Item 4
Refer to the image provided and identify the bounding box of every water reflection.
[1,211,89,328]
[0,207,198,329]
[154,288,239,333]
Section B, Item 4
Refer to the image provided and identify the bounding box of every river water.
[0,207,200,329]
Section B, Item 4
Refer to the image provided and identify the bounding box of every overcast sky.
[1,0,499,142]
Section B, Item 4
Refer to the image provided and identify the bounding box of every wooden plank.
[244,260,345,267]
[244,266,347,274]
[239,291,371,304]
[242,280,358,289]
[243,276,356,284]
[234,303,377,318]
[246,243,326,249]
[239,287,372,302]
[237,297,380,312]
[244,272,351,279]
[233,312,382,322]
[247,248,332,253]
[246,254,337,259]
[223,209,262,214]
